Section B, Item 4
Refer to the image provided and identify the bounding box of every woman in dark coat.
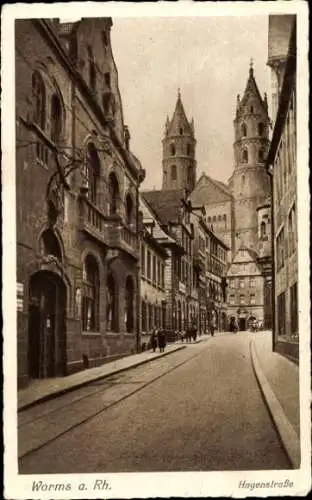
[150,329,158,352]
[157,329,166,353]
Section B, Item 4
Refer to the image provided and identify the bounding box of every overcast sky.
[111,16,270,190]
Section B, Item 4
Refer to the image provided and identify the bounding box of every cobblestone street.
[19,333,290,473]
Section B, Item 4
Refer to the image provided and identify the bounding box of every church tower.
[162,90,197,192]
[228,62,270,253]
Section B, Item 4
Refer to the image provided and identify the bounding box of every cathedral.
[163,63,272,330]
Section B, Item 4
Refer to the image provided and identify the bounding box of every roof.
[166,91,193,137]
[191,173,233,205]
[236,65,268,119]
[141,189,185,226]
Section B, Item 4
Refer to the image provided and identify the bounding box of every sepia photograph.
[2,1,310,498]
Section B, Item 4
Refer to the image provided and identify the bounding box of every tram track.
[19,343,212,461]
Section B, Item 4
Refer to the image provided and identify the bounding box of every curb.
[18,345,186,412]
[250,338,300,469]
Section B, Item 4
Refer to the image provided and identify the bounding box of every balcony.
[79,197,138,258]
[79,196,108,245]
[107,221,138,259]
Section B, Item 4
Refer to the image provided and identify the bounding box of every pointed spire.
[166,88,193,137]
[249,57,254,77]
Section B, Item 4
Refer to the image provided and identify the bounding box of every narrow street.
[19,333,291,474]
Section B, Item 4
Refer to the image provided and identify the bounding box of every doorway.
[28,271,66,379]
[239,317,246,331]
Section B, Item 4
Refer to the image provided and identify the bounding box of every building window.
[141,300,147,332]
[147,250,151,280]
[249,278,255,288]
[102,31,109,47]
[290,282,298,335]
[85,143,100,203]
[32,71,46,129]
[82,255,99,331]
[104,72,111,88]
[260,221,266,239]
[141,244,146,276]
[250,105,254,113]
[258,148,265,162]
[171,164,177,181]
[277,292,286,336]
[125,193,133,225]
[229,295,235,305]
[179,127,183,135]
[242,149,248,163]
[125,276,134,333]
[188,165,193,184]
[207,216,211,223]
[276,227,285,271]
[108,172,119,215]
[239,294,245,305]
[258,122,264,136]
[51,93,62,143]
[239,278,245,288]
[250,294,255,305]
[170,143,176,156]
[213,216,216,222]
[87,46,96,91]
[187,144,191,155]
[288,204,296,255]
[152,255,156,285]
[241,123,247,137]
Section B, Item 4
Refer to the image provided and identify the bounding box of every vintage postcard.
[2,1,310,498]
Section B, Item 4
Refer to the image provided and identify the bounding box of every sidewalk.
[250,331,300,468]
[18,343,187,412]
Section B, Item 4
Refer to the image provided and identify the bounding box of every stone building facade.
[16,18,145,387]
[266,15,298,361]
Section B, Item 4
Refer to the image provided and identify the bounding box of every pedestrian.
[150,328,158,352]
[157,329,166,353]
[210,315,216,337]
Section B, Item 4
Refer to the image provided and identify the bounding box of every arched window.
[170,143,176,156]
[242,149,248,163]
[85,143,100,203]
[106,273,117,332]
[218,215,222,221]
[260,221,266,239]
[171,164,177,181]
[241,174,245,191]
[51,93,62,143]
[187,144,191,155]
[87,46,96,91]
[241,123,247,138]
[213,216,216,222]
[207,216,211,223]
[125,276,134,333]
[32,71,45,129]
[250,105,254,113]
[258,148,265,162]
[125,193,133,225]
[108,172,119,215]
[39,229,62,261]
[179,127,183,135]
[258,122,264,136]
[82,254,99,331]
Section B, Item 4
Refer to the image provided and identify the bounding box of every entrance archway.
[28,271,66,379]
[239,317,247,331]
